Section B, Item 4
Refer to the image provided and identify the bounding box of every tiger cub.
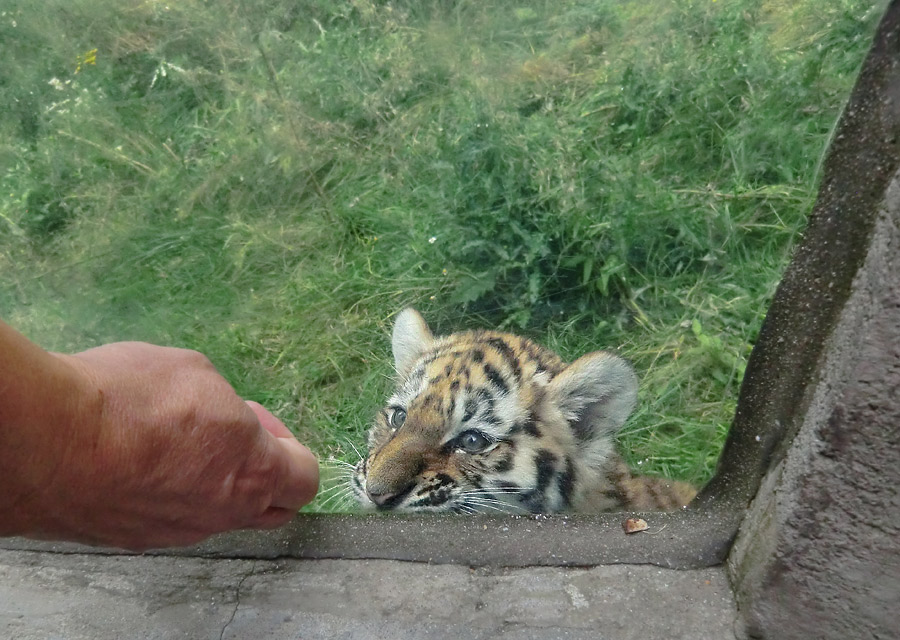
[352,308,696,514]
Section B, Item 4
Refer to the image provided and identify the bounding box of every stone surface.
[0,550,736,640]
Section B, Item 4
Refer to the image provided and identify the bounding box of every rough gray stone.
[0,550,736,640]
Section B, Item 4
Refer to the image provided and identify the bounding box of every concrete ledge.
[1,508,743,569]
[0,549,737,640]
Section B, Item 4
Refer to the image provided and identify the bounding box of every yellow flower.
[75,48,98,74]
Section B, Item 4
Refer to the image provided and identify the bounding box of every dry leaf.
[623,517,649,534]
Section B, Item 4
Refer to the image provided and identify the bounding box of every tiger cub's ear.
[546,351,638,442]
[392,308,434,377]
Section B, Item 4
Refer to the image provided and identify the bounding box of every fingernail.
[282,438,320,501]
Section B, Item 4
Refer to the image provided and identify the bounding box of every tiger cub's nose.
[366,480,414,508]
[366,487,397,507]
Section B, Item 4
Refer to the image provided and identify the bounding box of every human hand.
[19,342,318,551]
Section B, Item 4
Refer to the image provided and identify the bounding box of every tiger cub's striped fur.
[352,309,696,513]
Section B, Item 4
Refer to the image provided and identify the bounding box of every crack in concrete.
[219,564,255,640]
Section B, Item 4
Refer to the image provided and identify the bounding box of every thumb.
[267,433,320,510]
[242,400,319,510]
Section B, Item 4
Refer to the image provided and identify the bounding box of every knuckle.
[182,348,214,369]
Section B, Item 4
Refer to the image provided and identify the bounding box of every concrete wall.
[730,172,900,640]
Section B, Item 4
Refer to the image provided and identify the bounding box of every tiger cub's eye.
[457,430,492,454]
[390,408,407,429]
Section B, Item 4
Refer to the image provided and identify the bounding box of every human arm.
[0,320,319,550]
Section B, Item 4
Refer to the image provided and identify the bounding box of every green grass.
[0,0,886,511]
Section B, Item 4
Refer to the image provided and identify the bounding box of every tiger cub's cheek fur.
[353,308,696,514]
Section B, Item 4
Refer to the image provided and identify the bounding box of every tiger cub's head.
[352,308,638,513]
